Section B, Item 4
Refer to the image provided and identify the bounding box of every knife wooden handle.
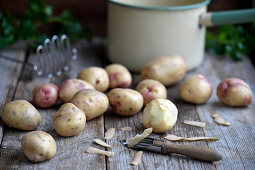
[161,140,222,162]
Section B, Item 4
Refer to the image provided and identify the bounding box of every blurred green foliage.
[0,0,91,49]
[206,23,255,61]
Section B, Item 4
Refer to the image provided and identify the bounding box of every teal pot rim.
[108,0,210,10]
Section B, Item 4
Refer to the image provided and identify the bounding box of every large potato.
[21,131,57,162]
[77,67,109,92]
[142,99,178,133]
[179,74,212,104]
[217,78,253,106]
[53,103,86,137]
[2,100,41,130]
[141,56,187,86]
[59,79,94,103]
[33,83,58,108]
[108,88,143,116]
[105,64,132,88]
[71,89,109,120]
[136,79,167,106]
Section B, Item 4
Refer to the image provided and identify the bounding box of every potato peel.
[130,151,143,166]
[94,139,116,149]
[211,112,231,126]
[105,128,115,140]
[85,147,114,157]
[120,126,132,131]
[183,120,206,128]
[165,134,219,142]
[127,128,153,146]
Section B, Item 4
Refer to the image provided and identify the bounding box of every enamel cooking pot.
[107,0,255,71]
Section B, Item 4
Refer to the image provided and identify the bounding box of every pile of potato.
[1,55,253,162]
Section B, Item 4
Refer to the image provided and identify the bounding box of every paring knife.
[120,137,222,162]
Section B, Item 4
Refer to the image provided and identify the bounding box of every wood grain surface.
[0,44,26,146]
[0,38,255,170]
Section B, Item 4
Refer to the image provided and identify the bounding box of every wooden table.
[0,38,255,170]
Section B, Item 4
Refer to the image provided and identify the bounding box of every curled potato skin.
[33,83,59,108]
[105,64,132,88]
[21,131,57,162]
[141,56,187,86]
[217,78,253,106]
[136,79,167,106]
[53,103,86,137]
[71,89,109,120]
[77,67,109,92]
[108,88,143,116]
[59,79,94,103]
[179,74,212,104]
[2,100,41,130]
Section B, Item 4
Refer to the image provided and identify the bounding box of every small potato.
[33,83,58,108]
[142,99,178,133]
[53,103,86,137]
[77,67,109,92]
[179,74,212,104]
[217,78,253,106]
[71,89,109,120]
[59,79,94,103]
[108,88,143,116]
[21,131,56,162]
[141,56,187,86]
[105,64,132,88]
[136,79,167,106]
[2,100,41,130]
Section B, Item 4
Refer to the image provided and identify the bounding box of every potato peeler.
[32,34,78,78]
[120,138,222,162]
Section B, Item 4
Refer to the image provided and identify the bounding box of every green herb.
[0,0,91,49]
[206,23,255,61]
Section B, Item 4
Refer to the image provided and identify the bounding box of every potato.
[217,78,253,106]
[2,100,41,130]
[142,99,178,133]
[108,88,143,116]
[77,67,109,92]
[136,79,167,106]
[59,79,94,103]
[53,103,86,137]
[21,131,56,162]
[179,74,212,104]
[32,83,58,108]
[71,89,109,120]
[141,56,187,86]
[105,64,132,88]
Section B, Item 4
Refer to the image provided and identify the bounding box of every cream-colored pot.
[107,0,255,71]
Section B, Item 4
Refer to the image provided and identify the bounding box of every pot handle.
[200,9,255,27]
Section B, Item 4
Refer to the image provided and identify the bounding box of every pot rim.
[108,0,210,10]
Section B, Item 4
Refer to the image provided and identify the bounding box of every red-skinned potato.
[136,79,167,106]
[59,79,94,103]
[179,74,212,104]
[33,83,58,108]
[141,55,187,86]
[217,78,253,106]
[108,88,143,116]
[71,89,109,120]
[77,67,109,92]
[105,64,132,88]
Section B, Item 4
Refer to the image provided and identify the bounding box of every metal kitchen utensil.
[32,34,77,78]
[121,137,222,162]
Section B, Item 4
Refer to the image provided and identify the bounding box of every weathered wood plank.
[104,64,216,169]
[0,41,27,62]
[0,38,107,169]
[0,48,26,146]
[195,54,255,169]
